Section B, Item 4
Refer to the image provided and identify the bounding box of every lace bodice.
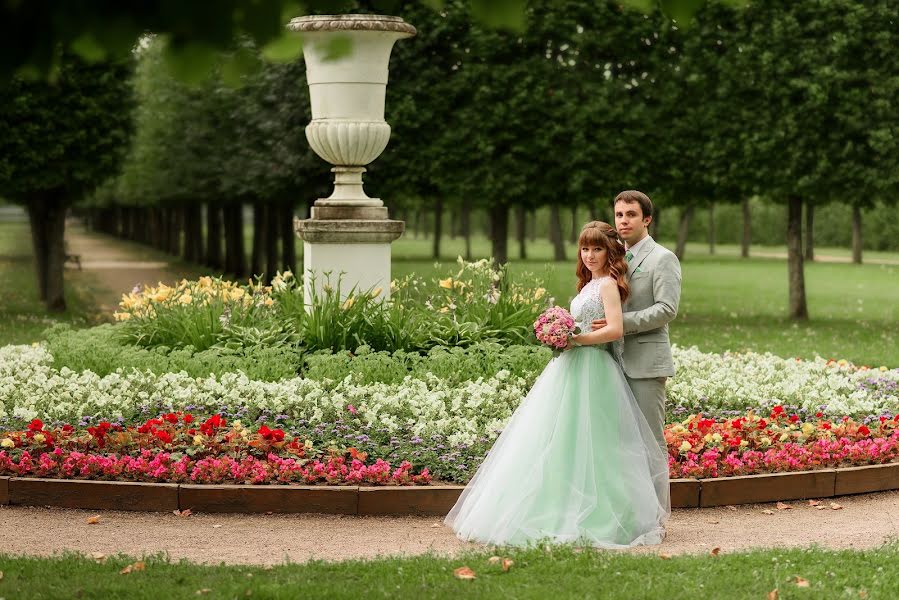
[570,277,608,334]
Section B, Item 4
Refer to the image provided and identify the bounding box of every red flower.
[200,415,226,436]
[771,406,785,417]
[183,414,194,424]
[789,415,800,423]
[28,419,44,432]
[258,425,272,440]
[163,413,178,424]
[815,412,823,418]
[858,425,871,436]
[154,430,173,444]
[271,429,285,442]
[757,419,768,429]
[61,424,74,433]
[821,422,832,430]
[880,416,888,423]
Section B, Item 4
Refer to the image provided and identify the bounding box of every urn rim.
[287,14,417,36]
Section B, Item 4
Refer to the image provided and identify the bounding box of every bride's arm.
[571,279,624,346]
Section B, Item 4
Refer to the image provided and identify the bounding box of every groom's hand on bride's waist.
[591,319,607,331]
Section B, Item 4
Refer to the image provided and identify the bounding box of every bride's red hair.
[575,221,629,302]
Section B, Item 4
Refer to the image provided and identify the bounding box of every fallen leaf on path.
[794,576,810,588]
[815,505,827,511]
[453,566,476,580]
[87,515,101,524]
[767,589,779,600]
[431,523,442,528]
[502,559,514,572]
[487,556,501,564]
[830,503,843,510]
[90,552,106,562]
[659,553,672,560]
[708,520,720,524]
[709,547,721,557]
[859,591,868,599]
[761,509,775,515]
[725,505,737,511]
[212,524,222,529]
[173,509,192,517]
[776,502,792,511]
[807,500,820,506]
[120,561,145,575]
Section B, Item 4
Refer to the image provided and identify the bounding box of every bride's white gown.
[445,277,670,547]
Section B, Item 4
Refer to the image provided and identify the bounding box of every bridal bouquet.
[533,306,578,350]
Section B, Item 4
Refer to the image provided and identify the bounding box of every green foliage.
[303,342,551,386]
[0,54,133,200]
[44,323,304,381]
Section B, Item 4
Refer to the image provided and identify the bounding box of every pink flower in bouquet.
[533,306,577,349]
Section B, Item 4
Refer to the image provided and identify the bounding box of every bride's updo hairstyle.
[575,220,630,302]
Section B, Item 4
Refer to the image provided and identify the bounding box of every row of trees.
[2,1,897,319]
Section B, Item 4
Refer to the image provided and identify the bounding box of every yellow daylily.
[342,296,355,310]
[438,277,454,289]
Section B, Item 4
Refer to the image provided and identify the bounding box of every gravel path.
[2,491,897,564]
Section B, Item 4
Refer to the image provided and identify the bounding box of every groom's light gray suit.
[619,236,682,452]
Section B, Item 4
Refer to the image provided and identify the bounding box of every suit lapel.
[628,237,655,276]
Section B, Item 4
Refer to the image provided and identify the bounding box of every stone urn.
[288,14,415,302]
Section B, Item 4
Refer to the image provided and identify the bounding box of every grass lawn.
[0,222,108,345]
[0,545,896,599]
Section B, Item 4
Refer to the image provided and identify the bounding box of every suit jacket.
[619,236,682,379]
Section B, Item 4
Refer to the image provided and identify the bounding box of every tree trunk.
[787,196,809,320]
[265,201,279,284]
[804,202,815,262]
[528,208,537,242]
[432,197,443,259]
[413,209,422,239]
[851,205,863,264]
[570,205,578,244]
[741,197,751,258]
[461,201,472,261]
[489,202,509,266]
[224,203,246,279]
[708,202,716,255]
[205,202,222,270]
[675,205,694,261]
[251,201,267,277]
[168,207,182,256]
[450,208,458,239]
[26,189,68,312]
[549,204,566,261]
[515,204,527,260]
[281,203,296,275]
[183,204,203,263]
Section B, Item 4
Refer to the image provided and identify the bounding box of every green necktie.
[625,250,634,263]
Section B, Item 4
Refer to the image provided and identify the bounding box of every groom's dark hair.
[613,190,653,219]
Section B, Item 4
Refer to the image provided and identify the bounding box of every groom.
[593,190,681,453]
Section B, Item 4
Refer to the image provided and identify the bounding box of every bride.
[445,221,670,548]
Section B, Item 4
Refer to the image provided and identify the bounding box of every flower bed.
[667,408,899,478]
[0,415,430,485]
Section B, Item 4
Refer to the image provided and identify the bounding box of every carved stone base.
[296,218,405,302]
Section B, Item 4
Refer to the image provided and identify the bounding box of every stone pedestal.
[295,209,404,302]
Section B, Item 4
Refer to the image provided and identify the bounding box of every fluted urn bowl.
[289,15,416,170]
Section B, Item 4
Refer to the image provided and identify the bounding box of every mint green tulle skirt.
[445,345,670,548]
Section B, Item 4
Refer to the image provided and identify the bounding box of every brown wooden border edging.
[2,464,897,514]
